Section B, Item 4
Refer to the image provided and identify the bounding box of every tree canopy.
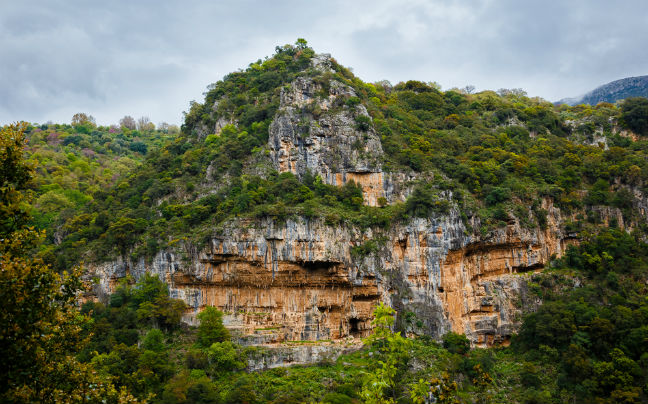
[0,123,138,403]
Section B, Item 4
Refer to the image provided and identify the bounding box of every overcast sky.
[1,0,647,126]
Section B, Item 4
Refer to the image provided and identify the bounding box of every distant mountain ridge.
[558,74,648,105]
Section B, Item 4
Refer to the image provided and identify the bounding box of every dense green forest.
[21,119,175,269]
[3,40,648,403]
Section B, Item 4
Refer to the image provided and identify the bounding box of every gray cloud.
[1,0,647,125]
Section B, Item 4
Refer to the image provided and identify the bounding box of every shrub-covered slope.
[22,121,173,268]
[9,39,648,404]
[36,41,648,271]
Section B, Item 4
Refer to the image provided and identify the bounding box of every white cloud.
[1,0,646,126]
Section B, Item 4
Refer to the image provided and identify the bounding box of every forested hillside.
[22,118,175,268]
[33,42,648,274]
[3,40,648,403]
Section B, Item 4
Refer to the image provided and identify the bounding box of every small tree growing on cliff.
[196,306,230,348]
[132,274,187,331]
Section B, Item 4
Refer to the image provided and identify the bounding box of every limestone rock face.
[246,341,361,371]
[268,76,391,205]
[92,196,573,348]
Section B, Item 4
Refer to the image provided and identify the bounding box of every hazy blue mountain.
[557,75,648,105]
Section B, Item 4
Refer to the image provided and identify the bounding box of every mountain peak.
[558,74,648,105]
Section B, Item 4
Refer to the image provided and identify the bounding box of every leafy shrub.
[197,307,230,348]
[442,332,470,355]
[345,96,361,108]
[620,97,648,135]
[484,186,510,206]
[355,115,371,131]
[141,328,166,352]
[207,341,245,373]
[404,183,451,217]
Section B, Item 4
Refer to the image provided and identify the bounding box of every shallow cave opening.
[349,318,361,338]
[300,260,336,271]
[512,262,544,273]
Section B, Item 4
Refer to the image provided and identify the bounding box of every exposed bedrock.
[90,66,602,350]
[267,74,413,206]
[92,196,573,347]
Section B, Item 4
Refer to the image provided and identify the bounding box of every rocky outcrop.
[88,58,603,357]
[267,74,410,206]
[246,341,361,371]
[92,195,573,348]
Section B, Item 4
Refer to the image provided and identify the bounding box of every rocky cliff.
[93,200,571,348]
[267,70,402,206]
[90,55,624,353]
[93,188,576,349]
